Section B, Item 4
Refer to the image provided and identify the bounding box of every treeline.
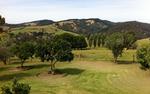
[87,33,106,48]
[87,32,137,49]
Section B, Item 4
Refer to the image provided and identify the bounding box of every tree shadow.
[0,72,32,81]
[27,64,50,69]
[55,68,85,76]
[117,60,136,64]
[0,67,9,72]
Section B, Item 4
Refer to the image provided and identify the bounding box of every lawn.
[0,48,150,94]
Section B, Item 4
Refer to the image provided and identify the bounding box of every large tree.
[35,39,74,74]
[11,42,35,67]
[105,33,124,63]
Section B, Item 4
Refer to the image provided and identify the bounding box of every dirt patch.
[36,71,64,78]
[9,66,33,72]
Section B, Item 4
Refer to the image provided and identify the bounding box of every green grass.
[136,38,150,47]
[73,48,136,62]
[1,48,150,94]
[10,25,78,36]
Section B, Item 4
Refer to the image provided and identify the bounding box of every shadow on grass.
[55,68,85,76]
[27,64,50,69]
[0,67,9,72]
[117,60,136,64]
[0,72,32,81]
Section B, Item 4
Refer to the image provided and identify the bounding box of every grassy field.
[1,48,150,94]
[10,25,78,36]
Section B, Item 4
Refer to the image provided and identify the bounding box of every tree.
[97,33,101,47]
[0,47,11,65]
[137,44,150,70]
[75,35,88,49]
[0,15,5,25]
[123,32,137,49]
[35,39,74,74]
[101,33,106,47]
[55,33,87,49]
[105,33,124,63]
[93,34,97,48]
[88,34,93,48]
[11,42,35,67]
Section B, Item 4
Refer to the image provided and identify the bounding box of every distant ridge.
[6,18,150,39]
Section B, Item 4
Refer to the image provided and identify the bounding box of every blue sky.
[0,0,150,23]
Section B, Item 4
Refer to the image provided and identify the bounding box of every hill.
[10,25,78,36]
[106,21,150,39]
[7,20,54,28]
[6,18,150,39]
[53,18,114,34]
[53,19,150,39]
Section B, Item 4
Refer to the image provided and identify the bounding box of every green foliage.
[123,32,137,49]
[137,44,150,69]
[11,42,35,67]
[1,86,12,94]
[93,34,97,48]
[1,78,31,94]
[87,33,107,48]
[0,47,11,65]
[55,33,87,49]
[35,39,74,74]
[105,33,124,63]
[0,15,5,25]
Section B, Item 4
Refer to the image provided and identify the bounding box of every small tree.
[137,44,150,70]
[11,42,35,67]
[35,39,74,74]
[105,33,124,63]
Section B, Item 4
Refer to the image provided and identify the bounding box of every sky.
[0,0,150,24]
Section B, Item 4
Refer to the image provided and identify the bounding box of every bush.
[1,78,31,94]
[137,44,150,70]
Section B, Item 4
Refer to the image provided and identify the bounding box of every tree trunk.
[3,57,7,65]
[21,60,24,68]
[114,57,117,63]
[48,61,54,74]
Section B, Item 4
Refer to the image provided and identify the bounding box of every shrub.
[137,44,150,70]
[1,78,31,94]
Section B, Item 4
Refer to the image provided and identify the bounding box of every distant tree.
[11,42,35,67]
[88,34,93,48]
[97,33,101,47]
[101,33,106,47]
[0,15,5,25]
[75,35,88,49]
[137,44,150,70]
[0,47,11,65]
[105,33,124,63]
[35,39,74,74]
[55,33,87,49]
[123,32,137,49]
[93,34,97,48]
